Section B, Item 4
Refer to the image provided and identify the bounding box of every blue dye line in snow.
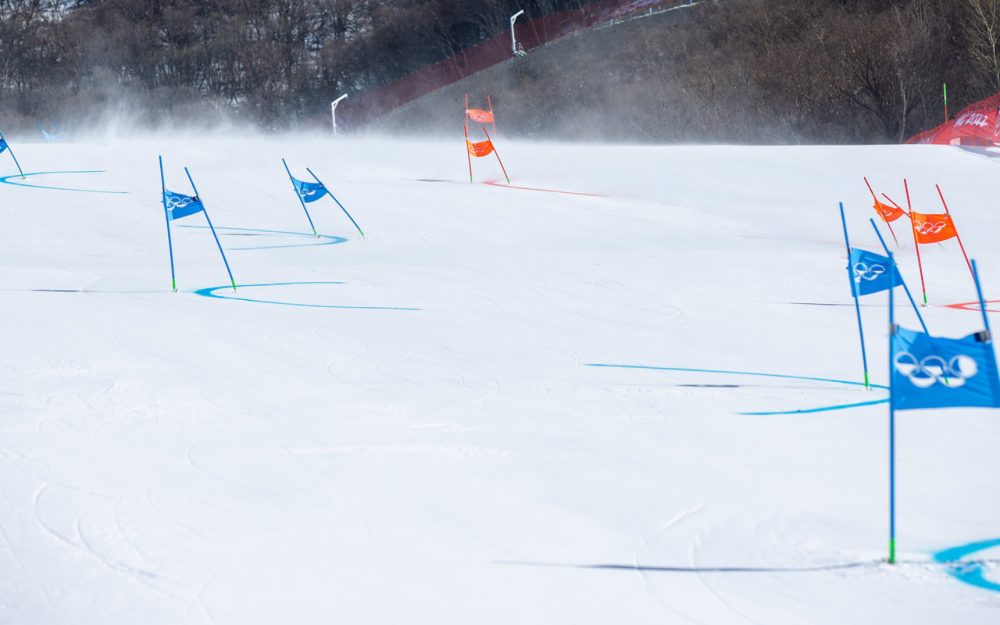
[739,398,889,416]
[193,281,422,311]
[585,363,889,416]
[0,170,128,194]
[934,539,1000,593]
[178,225,348,250]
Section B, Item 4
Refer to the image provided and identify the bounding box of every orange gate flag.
[864,178,906,223]
[467,138,495,158]
[863,176,907,248]
[904,180,975,306]
[466,109,495,124]
[910,212,957,244]
[874,198,906,223]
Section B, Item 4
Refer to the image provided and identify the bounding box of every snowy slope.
[1,134,999,624]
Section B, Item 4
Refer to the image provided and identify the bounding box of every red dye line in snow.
[944,300,1000,313]
[483,180,604,197]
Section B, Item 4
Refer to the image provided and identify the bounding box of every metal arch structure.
[510,10,526,57]
[331,94,348,134]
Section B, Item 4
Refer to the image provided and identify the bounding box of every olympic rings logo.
[165,194,195,210]
[894,351,979,388]
[299,188,320,198]
[915,220,949,235]
[854,262,886,282]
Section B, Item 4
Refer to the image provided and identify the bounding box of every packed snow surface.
[1,135,999,624]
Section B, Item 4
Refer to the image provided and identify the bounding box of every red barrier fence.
[339,0,675,128]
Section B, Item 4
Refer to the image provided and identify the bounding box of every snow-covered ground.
[1,135,998,624]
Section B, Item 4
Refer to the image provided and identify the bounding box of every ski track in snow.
[689,524,759,625]
[113,510,165,571]
[179,567,223,625]
[32,484,186,605]
[184,443,275,495]
[0,510,69,623]
[633,503,709,625]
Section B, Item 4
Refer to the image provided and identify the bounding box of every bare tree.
[964,0,1000,91]
[841,1,946,142]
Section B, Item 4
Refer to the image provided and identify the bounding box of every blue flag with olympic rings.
[291,177,329,204]
[892,326,1000,410]
[164,190,205,221]
[849,248,903,297]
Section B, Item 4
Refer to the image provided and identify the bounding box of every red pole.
[879,192,910,247]
[464,94,473,183]
[905,179,928,306]
[483,129,510,184]
[881,193,910,218]
[487,94,497,137]
[935,183,975,279]
[464,124,473,183]
[884,219,901,249]
[863,176,878,202]
[864,177,900,247]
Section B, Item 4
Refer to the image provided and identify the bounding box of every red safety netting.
[907,94,1000,146]
[339,0,672,128]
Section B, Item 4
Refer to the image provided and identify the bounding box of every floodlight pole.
[331,94,348,135]
[511,10,525,57]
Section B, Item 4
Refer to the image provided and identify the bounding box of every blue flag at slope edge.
[849,248,903,297]
[0,137,7,154]
[291,177,328,203]
[892,326,1000,410]
[164,190,205,220]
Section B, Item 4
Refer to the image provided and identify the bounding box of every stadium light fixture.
[331,94,348,135]
[510,10,526,57]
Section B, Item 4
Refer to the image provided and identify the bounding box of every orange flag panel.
[911,212,957,244]
[466,109,495,124]
[467,139,495,158]
[873,199,905,223]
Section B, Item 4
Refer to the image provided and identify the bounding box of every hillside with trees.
[3,0,1000,143]
[382,0,1000,143]
[0,0,600,129]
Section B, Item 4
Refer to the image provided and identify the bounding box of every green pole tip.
[231,280,238,292]
[864,372,870,389]
[888,539,896,564]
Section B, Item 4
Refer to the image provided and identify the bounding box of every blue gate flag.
[291,177,328,203]
[0,137,7,154]
[892,326,1000,410]
[164,191,205,220]
[850,248,903,297]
